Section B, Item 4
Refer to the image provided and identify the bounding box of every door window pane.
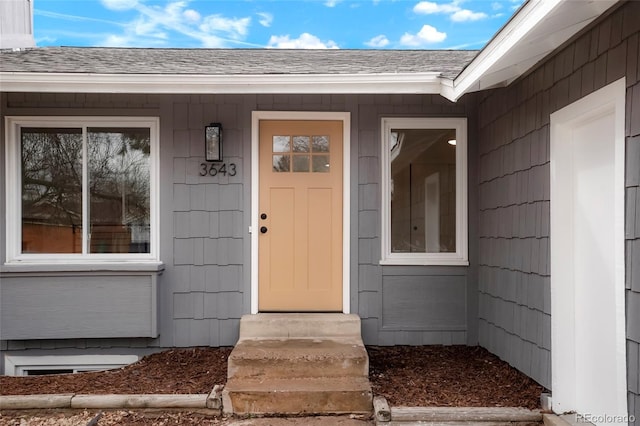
[390,128,456,253]
[21,128,83,253]
[293,155,310,172]
[312,136,330,152]
[273,155,290,172]
[273,136,290,153]
[88,128,151,254]
[312,155,330,173]
[293,136,310,152]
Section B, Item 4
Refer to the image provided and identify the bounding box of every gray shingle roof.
[0,47,478,79]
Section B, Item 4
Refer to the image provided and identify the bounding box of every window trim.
[380,117,468,266]
[5,116,160,264]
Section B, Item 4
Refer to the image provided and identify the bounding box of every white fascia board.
[451,0,564,101]
[0,72,443,95]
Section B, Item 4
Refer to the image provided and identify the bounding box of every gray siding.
[352,95,476,346]
[476,3,640,415]
[1,273,158,339]
[0,92,476,355]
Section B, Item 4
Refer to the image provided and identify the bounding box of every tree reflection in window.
[88,128,150,254]
[21,128,83,253]
[272,135,330,173]
[20,127,151,254]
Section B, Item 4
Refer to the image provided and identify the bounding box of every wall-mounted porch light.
[205,123,222,162]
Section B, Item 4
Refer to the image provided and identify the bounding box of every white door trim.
[250,111,351,314]
[550,78,626,419]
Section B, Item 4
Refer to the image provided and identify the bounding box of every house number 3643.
[199,162,237,177]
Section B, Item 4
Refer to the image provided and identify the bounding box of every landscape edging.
[0,385,224,411]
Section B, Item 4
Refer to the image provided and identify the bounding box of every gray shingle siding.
[476,2,640,414]
[0,91,475,356]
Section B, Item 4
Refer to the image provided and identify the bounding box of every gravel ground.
[0,411,372,426]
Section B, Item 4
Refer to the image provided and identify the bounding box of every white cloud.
[101,0,138,11]
[267,33,339,49]
[324,0,341,7]
[200,15,251,38]
[451,9,487,22]
[257,12,273,27]
[102,34,135,47]
[365,34,389,48]
[413,1,458,14]
[491,2,503,10]
[413,1,487,22]
[35,9,124,26]
[97,0,260,48]
[183,9,201,23]
[400,24,446,46]
[35,35,57,45]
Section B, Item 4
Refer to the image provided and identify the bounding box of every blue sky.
[33,0,524,49]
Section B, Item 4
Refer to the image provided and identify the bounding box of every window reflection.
[88,128,151,254]
[390,129,456,253]
[272,135,331,173]
[20,127,151,255]
[21,128,83,253]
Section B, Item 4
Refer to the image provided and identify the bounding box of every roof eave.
[0,72,445,95]
[450,0,620,101]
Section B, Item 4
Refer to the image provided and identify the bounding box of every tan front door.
[258,120,343,311]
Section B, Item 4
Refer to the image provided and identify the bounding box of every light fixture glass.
[205,123,222,162]
[447,139,457,146]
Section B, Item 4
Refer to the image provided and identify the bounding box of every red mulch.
[368,346,544,409]
[0,346,544,409]
[0,347,232,396]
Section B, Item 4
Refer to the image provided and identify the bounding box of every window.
[272,134,331,173]
[381,117,468,265]
[3,354,139,376]
[5,117,159,263]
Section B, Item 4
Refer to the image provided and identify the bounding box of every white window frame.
[380,117,468,266]
[4,116,160,264]
[3,354,139,376]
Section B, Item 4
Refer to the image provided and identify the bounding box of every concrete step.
[224,314,372,415]
[228,338,369,379]
[222,376,373,415]
[238,313,362,340]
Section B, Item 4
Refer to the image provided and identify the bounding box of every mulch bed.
[0,347,232,396]
[368,346,544,409]
[0,346,544,409]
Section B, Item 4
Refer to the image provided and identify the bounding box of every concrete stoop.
[222,313,373,416]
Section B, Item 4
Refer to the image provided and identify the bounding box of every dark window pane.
[88,128,151,254]
[27,369,74,376]
[21,128,83,253]
[293,155,310,172]
[312,155,330,173]
[390,128,456,253]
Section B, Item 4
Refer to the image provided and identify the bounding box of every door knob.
[260,226,268,234]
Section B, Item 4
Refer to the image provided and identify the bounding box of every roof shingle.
[0,47,478,79]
